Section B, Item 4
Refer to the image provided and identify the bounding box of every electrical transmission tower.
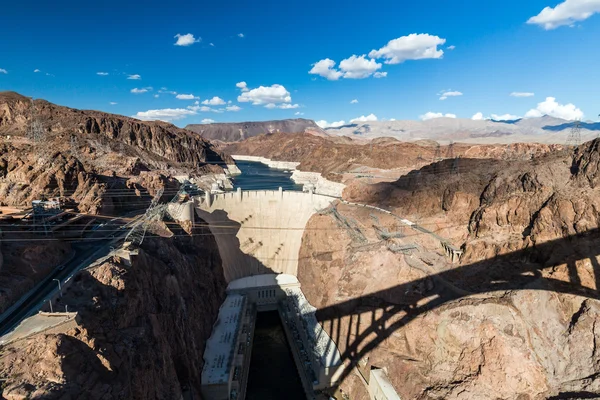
[27,99,45,143]
[433,144,442,163]
[124,188,165,248]
[445,142,454,159]
[566,120,582,148]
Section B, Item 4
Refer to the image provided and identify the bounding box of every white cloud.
[439,90,463,101]
[491,113,520,121]
[176,93,199,100]
[238,84,292,106]
[524,97,584,120]
[350,113,378,123]
[510,92,535,97]
[131,88,149,94]
[238,33,244,38]
[369,33,446,64]
[339,55,382,79]
[202,96,226,106]
[527,0,600,29]
[447,45,456,50]
[210,43,215,47]
[154,94,159,98]
[45,73,54,77]
[420,112,457,121]
[310,56,383,80]
[226,105,242,112]
[472,112,484,120]
[133,108,196,122]
[174,33,201,46]
[34,69,41,73]
[236,81,249,92]
[202,118,216,124]
[278,103,300,109]
[109,102,117,105]
[0,69,7,74]
[309,59,343,81]
[316,120,347,128]
[295,112,304,116]
[127,74,141,80]
[350,99,359,104]
[96,71,108,76]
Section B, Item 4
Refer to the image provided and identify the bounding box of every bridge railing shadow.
[313,227,600,388]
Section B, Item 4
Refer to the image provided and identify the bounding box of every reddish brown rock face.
[297,140,600,399]
[0,220,227,399]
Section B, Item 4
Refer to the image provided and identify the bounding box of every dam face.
[195,189,335,282]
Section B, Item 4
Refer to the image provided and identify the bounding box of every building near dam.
[201,274,343,400]
[201,294,255,400]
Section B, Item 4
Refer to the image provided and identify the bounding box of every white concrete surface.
[0,312,78,345]
[227,274,299,291]
[195,190,335,282]
[202,295,246,385]
[369,368,402,400]
[290,170,345,197]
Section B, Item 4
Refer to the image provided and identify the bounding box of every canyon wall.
[297,141,600,399]
[0,219,227,399]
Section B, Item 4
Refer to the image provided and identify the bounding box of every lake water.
[231,161,302,191]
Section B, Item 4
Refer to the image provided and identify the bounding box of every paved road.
[0,214,141,336]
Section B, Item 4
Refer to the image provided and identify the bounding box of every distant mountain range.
[185,118,324,142]
[323,116,600,144]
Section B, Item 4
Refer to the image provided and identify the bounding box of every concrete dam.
[195,189,343,400]
[195,188,335,282]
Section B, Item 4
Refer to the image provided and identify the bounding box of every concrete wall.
[290,170,345,197]
[195,189,335,282]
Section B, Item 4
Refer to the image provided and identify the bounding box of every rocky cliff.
[0,219,227,399]
[224,132,561,182]
[0,91,233,169]
[186,118,323,142]
[0,92,234,212]
[298,140,600,399]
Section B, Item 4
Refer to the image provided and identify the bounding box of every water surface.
[232,161,302,191]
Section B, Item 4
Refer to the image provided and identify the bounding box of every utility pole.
[53,279,62,297]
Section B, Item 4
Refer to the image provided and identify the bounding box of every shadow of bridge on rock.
[313,227,600,388]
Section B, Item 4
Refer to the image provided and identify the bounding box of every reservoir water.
[232,161,302,191]
[245,311,306,400]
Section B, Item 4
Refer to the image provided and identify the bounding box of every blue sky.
[1,0,599,127]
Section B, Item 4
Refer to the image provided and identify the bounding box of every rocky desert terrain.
[224,131,562,182]
[297,140,600,399]
[2,91,600,400]
[0,91,231,319]
[0,218,227,399]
